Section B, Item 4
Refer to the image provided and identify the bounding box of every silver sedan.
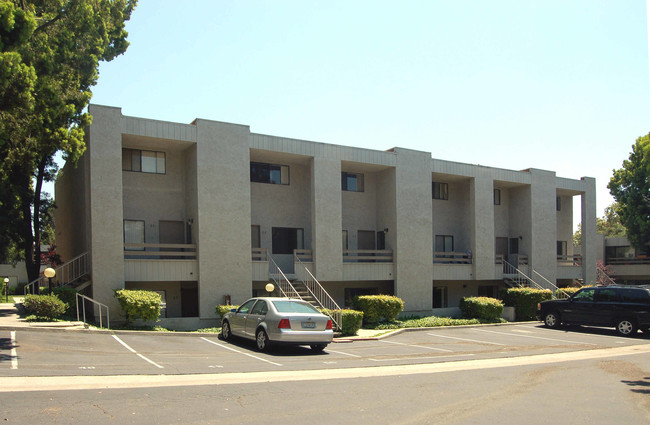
[221,297,334,352]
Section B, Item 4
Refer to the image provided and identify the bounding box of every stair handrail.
[75,293,109,329]
[24,252,89,295]
[531,269,573,299]
[268,256,301,299]
[503,260,547,293]
[294,256,342,331]
[597,263,617,286]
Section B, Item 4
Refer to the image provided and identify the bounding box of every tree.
[608,134,650,251]
[0,1,137,288]
[573,202,626,246]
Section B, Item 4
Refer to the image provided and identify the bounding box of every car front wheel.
[544,311,561,329]
[221,321,231,341]
[256,329,271,351]
[615,319,637,337]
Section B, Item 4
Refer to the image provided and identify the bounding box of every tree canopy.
[573,202,626,246]
[608,134,650,251]
[0,0,137,284]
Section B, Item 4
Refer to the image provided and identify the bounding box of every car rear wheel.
[544,311,561,329]
[256,329,271,351]
[615,319,637,337]
[310,344,327,352]
[221,321,231,341]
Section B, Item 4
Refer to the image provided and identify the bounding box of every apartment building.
[55,105,597,329]
[597,235,649,285]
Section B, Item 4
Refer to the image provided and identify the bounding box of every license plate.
[301,321,316,329]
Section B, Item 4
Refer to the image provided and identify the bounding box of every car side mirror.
[230,308,237,312]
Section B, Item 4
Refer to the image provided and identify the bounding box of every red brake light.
[278,318,291,329]
[326,319,333,330]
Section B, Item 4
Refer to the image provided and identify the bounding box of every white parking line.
[326,349,362,358]
[10,331,17,370]
[379,339,453,352]
[369,354,474,362]
[200,337,283,366]
[426,333,506,346]
[473,328,598,345]
[112,335,164,369]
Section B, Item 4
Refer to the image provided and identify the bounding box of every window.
[342,230,348,251]
[251,225,260,249]
[250,300,268,315]
[250,162,289,185]
[123,220,145,250]
[433,286,448,308]
[557,241,567,257]
[435,235,454,252]
[596,288,618,303]
[122,148,166,174]
[556,196,562,211]
[620,289,650,303]
[342,172,364,192]
[494,189,501,205]
[237,299,257,314]
[432,182,448,200]
[572,288,595,302]
[272,227,304,254]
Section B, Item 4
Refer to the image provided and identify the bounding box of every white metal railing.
[606,257,650,265]
[503,260,547,292]
[268,256,301,299]
[124,243,197,259]
[75,293,109,329]
[343,249,393,262]
[433,251,472,264]
[294,257,342,330]
[24,252,89,295]
[293,249,313,263]
[597,263,617,286]
[532,270,574,299]
[252,247,268,261]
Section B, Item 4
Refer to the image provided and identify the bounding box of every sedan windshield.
[272,300,320,314]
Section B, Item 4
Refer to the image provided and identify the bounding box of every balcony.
[124,243,197,281]
[342,249,394,281]
[557,254,582,280]
[434,251,472,280]
[606,256,650,279]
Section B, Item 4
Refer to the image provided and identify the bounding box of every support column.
[470,175,495,280]
[581,177,597,285]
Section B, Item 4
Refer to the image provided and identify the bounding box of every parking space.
[1,324,649,377]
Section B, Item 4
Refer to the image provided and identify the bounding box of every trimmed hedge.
[322,308,364,336]
[115,289,162,324]
[502,288,553,321]
[23,294,66,320]
[53,287,77,314]
[459,297,504,321]
[216,304,240,319]
[557,287,581,298]
[351,295,404,324]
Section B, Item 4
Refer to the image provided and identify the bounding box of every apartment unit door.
[496,237,508,272]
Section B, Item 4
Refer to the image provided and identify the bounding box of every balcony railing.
[294,249,313,262]
[557,254,582,266]
[124,243,197,260]
[252,247,268,261]
[606,256,650,265]
[343,250,393,263]
[433,251,472,264]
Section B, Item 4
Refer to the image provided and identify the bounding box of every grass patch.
[194,327,221,333]
[25,315,67,322]
[364,315,505,330]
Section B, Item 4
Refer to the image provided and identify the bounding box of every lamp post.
[44,268,56,295]
[265,283,275,296]
[3,278,7,302]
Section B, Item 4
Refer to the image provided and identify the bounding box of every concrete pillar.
[581,177,597,285]
[87,105,126,317]
[470,175,495,280]
[194,119,252,315]
[529,169,557,282]
[310,158,343,281]
[393,148,433,313]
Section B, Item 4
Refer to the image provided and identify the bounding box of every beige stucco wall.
[529,169,558,282]
[471,175,495,280]
[432,179,471,252]
[312,158,343,280]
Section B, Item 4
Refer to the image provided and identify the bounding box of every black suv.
[537,286,650,336]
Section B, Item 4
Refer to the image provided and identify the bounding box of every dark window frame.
[432,182,449,200]
[250,162,290,185]
[494,189,501,205]
[122,148,166,174]
[341,172,365,192]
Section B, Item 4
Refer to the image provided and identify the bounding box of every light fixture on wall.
[519,235,523,240]
[384,228,389,233]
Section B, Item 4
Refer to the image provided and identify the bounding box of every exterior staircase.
[24,252,90,294]
[503,260,572,299]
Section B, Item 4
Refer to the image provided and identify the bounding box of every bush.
[216,304,239,319]
[23,294,66,320]
[53,287,77,314]
[322,308,364,336]
[351,295,404,324]
[557,287,581,298]
[115,289,162,324]
[502,288,553,321]
[459,297,504,321]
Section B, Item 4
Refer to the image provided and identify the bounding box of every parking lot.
[2,323,650,377]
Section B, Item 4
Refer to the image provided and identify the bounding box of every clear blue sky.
[83,0,650,227]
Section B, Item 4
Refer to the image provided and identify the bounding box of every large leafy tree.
[608,134,650,251]
[0,0,137,286]
[573,202,626,246]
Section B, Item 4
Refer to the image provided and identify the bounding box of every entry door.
[358,230,375,250]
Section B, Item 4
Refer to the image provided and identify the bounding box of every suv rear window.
[619,288,650,303]
[596,288,618,302]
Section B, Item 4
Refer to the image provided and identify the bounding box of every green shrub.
[115,289,162,324]
[557,287,581,298]
[216,304,239,319]
[23,294,66,320]
[53,287,77,314]
[322,308,364,336]
[502,288,553,321]
[351,295,404,324]
[459,297,504,321]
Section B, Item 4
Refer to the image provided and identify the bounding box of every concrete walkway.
[0,301,85,330]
